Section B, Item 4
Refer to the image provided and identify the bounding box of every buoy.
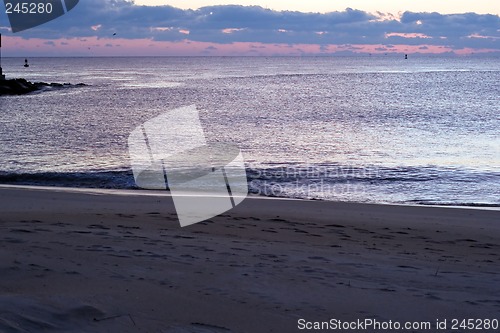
[24,58,29,67]
[405,54,408,60]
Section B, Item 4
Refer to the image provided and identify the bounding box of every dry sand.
[0,185,499,332]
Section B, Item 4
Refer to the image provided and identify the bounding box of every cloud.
[0,0,498,52]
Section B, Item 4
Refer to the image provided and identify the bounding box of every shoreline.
[1,183,498,211]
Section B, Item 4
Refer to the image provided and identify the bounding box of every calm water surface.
[0,56,498,206]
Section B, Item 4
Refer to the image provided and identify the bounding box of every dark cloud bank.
[1,0,499,50]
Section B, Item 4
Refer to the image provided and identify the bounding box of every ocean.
[0,56,498,207]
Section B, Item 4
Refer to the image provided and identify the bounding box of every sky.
[0,0,499,56]
[135,0,500,15]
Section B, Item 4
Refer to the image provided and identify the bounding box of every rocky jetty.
[0,78,87,96]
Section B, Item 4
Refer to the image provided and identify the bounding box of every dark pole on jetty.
[0,33,4,80]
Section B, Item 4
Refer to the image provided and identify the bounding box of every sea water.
[0,56,498,206]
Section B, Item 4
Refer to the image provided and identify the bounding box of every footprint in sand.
[87,224,110,230]
[116,213,137,218]
[2,237,26,244]
[117,225,141,230]
[9,229,34,234]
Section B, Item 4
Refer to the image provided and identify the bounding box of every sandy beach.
[0,185,499,332]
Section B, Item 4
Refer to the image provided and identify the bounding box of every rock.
[0,78,38,95]
[0,79,87,96]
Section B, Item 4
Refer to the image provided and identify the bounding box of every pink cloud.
[222,28,246,34]
[150,27,173,32]
[1,36,496,57]
[385,32,432,39]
